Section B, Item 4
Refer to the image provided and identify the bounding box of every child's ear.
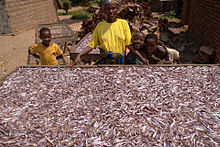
[39,35,42,39]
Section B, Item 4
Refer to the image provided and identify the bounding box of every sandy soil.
[0,15,82,80]
[0,29,34,80]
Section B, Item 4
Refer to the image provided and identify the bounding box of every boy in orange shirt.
[29,28,63,65]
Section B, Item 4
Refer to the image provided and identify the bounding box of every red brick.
[183,0,220,63]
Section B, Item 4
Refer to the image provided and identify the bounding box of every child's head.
[39,27,52,46]
[144,34,158,54]
[153,45,167,60]
[131,31,145,50]
[103,0,120,22]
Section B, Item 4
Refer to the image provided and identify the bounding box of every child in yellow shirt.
[29,28,63,65]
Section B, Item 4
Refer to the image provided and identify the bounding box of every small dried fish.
[0,66,219,146]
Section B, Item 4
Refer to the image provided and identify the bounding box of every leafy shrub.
[161,10,177,20]
[87,4,97,13]
[62,0,72,14]
[71,11,93,19]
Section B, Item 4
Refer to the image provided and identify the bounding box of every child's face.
[104,2,119,22]
[153,45,166,60]
[145,38,157,54]
[132,33,145,50]
[40,31,52,46]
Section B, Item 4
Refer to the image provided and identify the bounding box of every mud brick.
[182,0,220,63]
[1,0,58,35]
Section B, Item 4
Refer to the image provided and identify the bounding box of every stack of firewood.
[79,1,158,39]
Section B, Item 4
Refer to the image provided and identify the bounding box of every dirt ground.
[0,29,34,80]
[0,14,82,80]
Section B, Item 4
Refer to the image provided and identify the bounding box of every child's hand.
[151,55,160,60]
[141,57,149,65]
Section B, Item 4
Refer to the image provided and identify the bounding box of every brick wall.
[181,0,191,24]
[0,0,12,34]
[185,0,220,63]
[3,0,58,35]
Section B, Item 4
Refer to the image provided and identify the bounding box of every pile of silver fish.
[0,66,219,146]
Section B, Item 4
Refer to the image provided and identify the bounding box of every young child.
[143,34,181,64]
[141,33,162,64]
[29,28,63,65]
[126,31,145,64]
[127,33,161,64]
[155,44,181,64]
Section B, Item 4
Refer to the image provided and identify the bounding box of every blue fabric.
[103,0,120,5]
[98,49,125,64]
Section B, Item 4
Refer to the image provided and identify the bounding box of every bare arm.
[28,48,40,59]
[72,46,93,65]
[127,45,149,65]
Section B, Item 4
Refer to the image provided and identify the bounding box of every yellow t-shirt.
[30,43,63,65]
[88,18,131,54]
